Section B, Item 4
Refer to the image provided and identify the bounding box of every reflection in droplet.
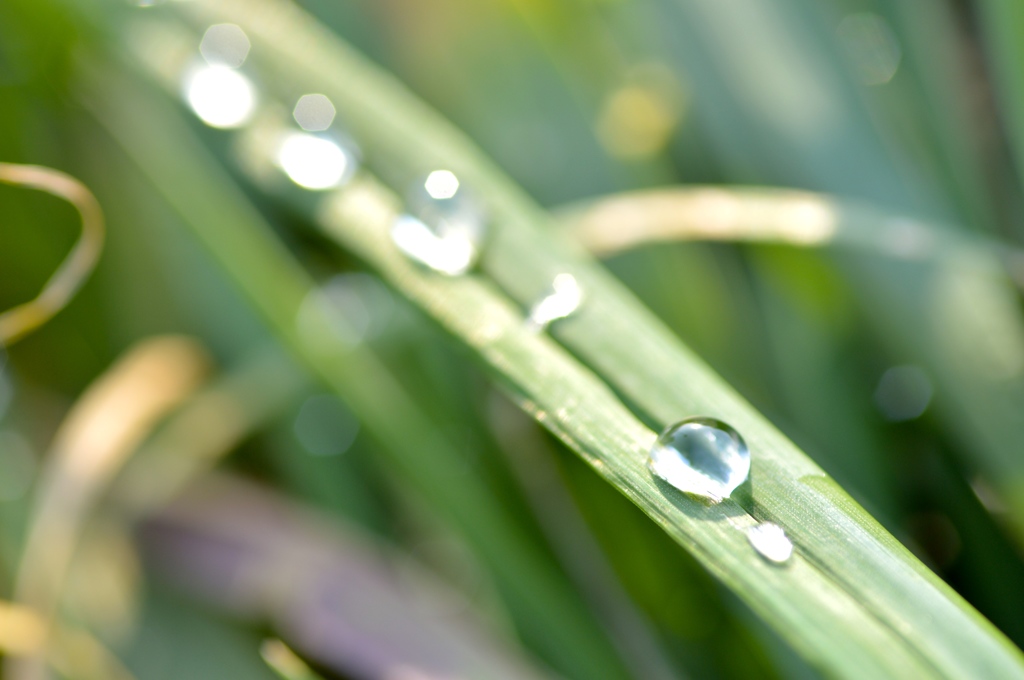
[648,417,750,503]
[874,365,932,422]
[184,64,256,129]
[837,13,902,86]
[293,94,337,132]
[0,431,36,501]
[527,273,583,331]
[199,24,251,68]
[392,171,486,276]
[424,169,460,200]
[293,394,359,457]
[746,522,793,564]
[391,214,476,276]
[276,132,355,190]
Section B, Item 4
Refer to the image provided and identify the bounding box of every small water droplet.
[183,64,256,129]
[391,170,485,276]
[527,273,582,331]
[276,132,356,190]
[423,169,461,200]
[746,522,793,564]
[648,417,750,502]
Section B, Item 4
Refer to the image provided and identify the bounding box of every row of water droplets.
[172,17,790,564]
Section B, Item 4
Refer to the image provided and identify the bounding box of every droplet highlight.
[527,273,582,331]
[746,522,793,564]
[391,170,486,276]
[276,132,356,190]
[184,64,256,129]
[648,417,750,502]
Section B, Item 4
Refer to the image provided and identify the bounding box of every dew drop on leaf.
[391,170,486,276]
[648,417,750,502]
[746,522,793,564]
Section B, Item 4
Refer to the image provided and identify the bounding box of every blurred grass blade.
[9,336,209,680]
[112,345,308,519]
[261,640,323,680]
[978,1,1024,192]
[559,185,1000,259]
[142,474,555,680]
[0,164,104,346]
[0,601,135,680]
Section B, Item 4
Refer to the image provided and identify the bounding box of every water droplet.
[276,132,356,190]
[423,169,461,200]
[293,94,336,132]
[746,522,793,564]
[199,24,251,68]
[527,273,582,331]
[648,417,750,502]
[184,64,256,129]
[391,170,485,276]
[874,365,932,422]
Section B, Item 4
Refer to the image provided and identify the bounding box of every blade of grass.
[8,336,208,680]
[144,474,555,680]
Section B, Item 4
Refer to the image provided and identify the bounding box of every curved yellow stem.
[0,163,104,345]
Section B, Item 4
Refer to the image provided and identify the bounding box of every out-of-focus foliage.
[3,0,1024,677]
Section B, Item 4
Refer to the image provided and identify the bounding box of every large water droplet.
[648,417,750,502]
[391,170,486,276]
[746,522,793,564]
